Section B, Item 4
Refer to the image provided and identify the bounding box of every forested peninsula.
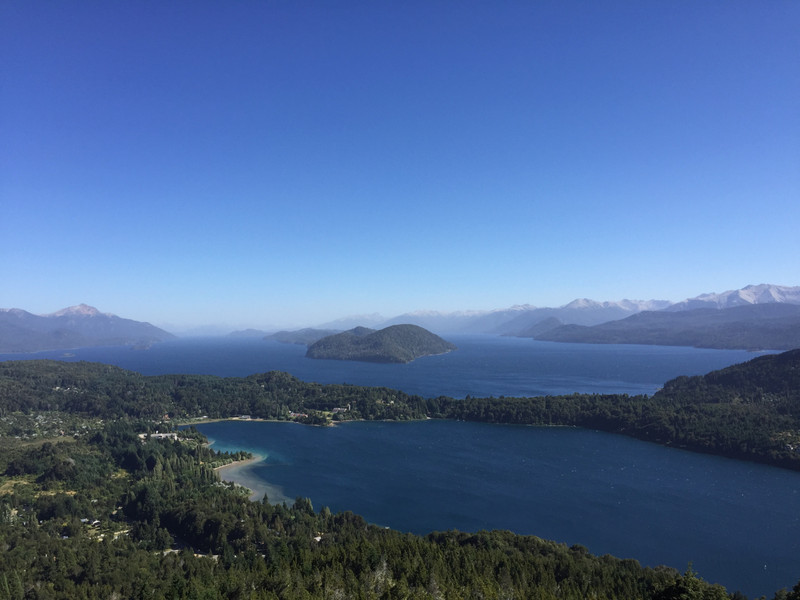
[4,349,798,470]
[2,351,800,598]
[532,304,800,351]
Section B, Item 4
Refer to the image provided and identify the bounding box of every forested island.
[1,351,800,598]
[305,324,457,363]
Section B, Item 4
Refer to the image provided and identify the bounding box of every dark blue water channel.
[194,419,800,598]
[0,335,763,398]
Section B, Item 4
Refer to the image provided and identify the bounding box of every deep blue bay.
[196,419,800,598]
[0,334,765,398]
[4,335,797,596]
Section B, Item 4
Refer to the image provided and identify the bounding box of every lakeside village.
[131,402,355,442]
[238,403,354,426]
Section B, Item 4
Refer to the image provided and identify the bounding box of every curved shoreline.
[214,454,263,475]
[214,453,291,504]
[214,454,266,501]
[191,412,800,473]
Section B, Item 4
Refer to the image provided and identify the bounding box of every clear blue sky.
[2,1,798,331]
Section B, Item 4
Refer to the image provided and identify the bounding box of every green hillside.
[535,304,800,350]
[306,324,457,363]
[6,356,799,598]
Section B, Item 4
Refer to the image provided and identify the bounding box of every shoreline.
[190,411,800,477]
[214,454,266,501]
[180,416,293,427]
[214,453,263,475]
[213,452,291,504]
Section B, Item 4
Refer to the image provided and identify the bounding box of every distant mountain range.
[5,284,799,354]
[352,284,800,337]
[301,284,799,351]
[534,303,800,350]
[0,304,175,353]
[306,325,457,363]
[315,313,386,331]
[664,284,800,311]
[375,300,673,335]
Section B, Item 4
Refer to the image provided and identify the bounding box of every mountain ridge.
[665,283,800,312]
[534,303,800,351]
[344,284,799,336]
[0,304,176,353]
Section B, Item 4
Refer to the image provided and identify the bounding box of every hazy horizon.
[3,2,798,330]
[4,281,799,336]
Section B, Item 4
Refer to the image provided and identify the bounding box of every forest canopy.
[1,351,800,598]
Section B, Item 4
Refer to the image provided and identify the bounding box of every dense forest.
[1,351,800,598]
[1,419,764,600]
[432,349,800,470]
[3,350,799,470]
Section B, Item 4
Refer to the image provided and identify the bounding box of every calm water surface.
[5,337,795,595]
[0,335,763,398]
[195,419,800,599]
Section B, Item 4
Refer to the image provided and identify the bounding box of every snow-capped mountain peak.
[502,304,537,312]
[667,284,800,311]
[48,304,111,318]
[561,298,672,312]
[563,298,601,310]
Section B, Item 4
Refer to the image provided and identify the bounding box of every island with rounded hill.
[305,324,457,363]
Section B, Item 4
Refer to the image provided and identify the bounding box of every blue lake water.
[0,335,764,398]
[196,419,800,599]
[3,336,796,596]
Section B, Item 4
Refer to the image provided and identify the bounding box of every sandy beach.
[214,454,290,504]
[214,454,263,475]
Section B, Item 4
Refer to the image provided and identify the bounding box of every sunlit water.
[0,335,764,398]
[4,336,795,596]
[196,419,800,599]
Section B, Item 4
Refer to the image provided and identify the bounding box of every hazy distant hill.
[534,303,800,350]
[0,304,175,352]
[228,328,270,338]
[381,300,672,335]
[511,316,564,338]
[306,324,457,363]
[381,306,532,334]
[315,313,386,331]
[494,299,674,336]
[267,328,340,345]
